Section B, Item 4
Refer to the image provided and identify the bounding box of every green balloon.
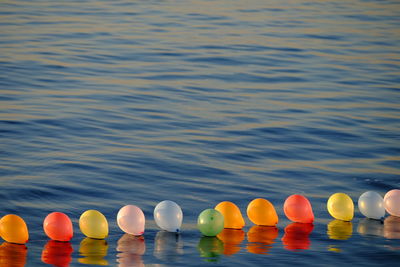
[197,209,224,236]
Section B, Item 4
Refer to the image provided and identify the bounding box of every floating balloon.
[154,200,183,233]
[0,242,27,267]
[282,223,313,250]
[215,201,245,229]
[197,236,223,262]
[327,219,353,240]
[327,193,354,221]
[0,214,29,244]
[41,240,73,267]
[78,237,108,265]
[247,198,278,226]
[283,195,314,223]
[217,229,245,255]
[384,189,400,217]
[43,212,73,241]
[79,210,108,239]
[246,226,278,254]
[358,191,385,220]
[117,205,145,236]
[197,209,224,236]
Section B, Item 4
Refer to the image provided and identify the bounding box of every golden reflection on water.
[246,225,278,254]
[217,229,245,256]
[327,220,353,240]
[41,240,73,267]
[0,242,27,267]
[78,237,109,266]
[117,234,146,267]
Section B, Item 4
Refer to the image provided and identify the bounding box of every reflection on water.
[357,218,384,237]
[327,220,353,240]
[153,231,183,262]
[246,226,278,254]
[384,216,400,240]
[41,240,73,267]
[78,238,109,266]
[282,223,313,251]
[197,236,224,262]
[217,229,245,256]
[116,234,146,267]
[0,242,27,267]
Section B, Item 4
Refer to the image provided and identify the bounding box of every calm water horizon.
[1,0,399,266]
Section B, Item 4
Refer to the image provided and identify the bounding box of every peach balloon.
[215,201,245,229]
[0,214,29,244]
[284,195,314,223]
[247,198,278,226]
[43,212,73,241]
[384,189,400,217]
[117,205,145,236]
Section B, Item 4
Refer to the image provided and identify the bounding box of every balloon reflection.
[384,216,400,239]
[78,237,108,265]
[357,218,383,237]
[197,236,223,262]
[282,223,313,250]
[327,220,353,240]
[41,240,73,267]
[217,229,245,255]
[153,231,183,262]
[117,234,146,267]
[246,225,278,254]
[0,242,27,267]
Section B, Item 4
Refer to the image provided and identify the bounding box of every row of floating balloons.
[0,190,399,244]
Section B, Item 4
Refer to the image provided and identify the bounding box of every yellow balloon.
[79,210,108,239]
[0,215,29,244]
[247,198,278,226]
[78,237,108,265]
[327,220,353,240]
[215,201,245,229]
[327,193,354,221]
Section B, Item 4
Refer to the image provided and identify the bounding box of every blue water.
[1,0,400,266]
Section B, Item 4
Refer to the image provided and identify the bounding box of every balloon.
[0,214,29,244]
[217,229,245,255]
[79,210,108,239]
[117,205,145,236]
[215,201,245,229]
[247,198,278,226]
[358,191,385,220]
[327,193,354,221]
[282,223,313,250]
[246,226,278,254]
[197,209,224,236]
[43,212,73,241]
[78,237,109,265]
[0,242,27,267]
[154,200,183,233]
[41,240,73,267]
[117,234,146,267]
[384,189,400,217]
[197,236,223,262]
[327,219,353,240]
[283,195,314,223]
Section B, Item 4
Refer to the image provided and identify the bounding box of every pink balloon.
[384,189,400,217]
[117,205,145,236]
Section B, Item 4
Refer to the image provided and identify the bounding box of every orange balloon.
[0,242,27,267]
[43,212,73,241]
[247,198,278,226]
[282,222,313,250]
[217,229,245,255]
[215,201,245,229]
[246,225,278,254]
[283,195,314,223]
[41,240,73,267]
[0,215,29,244]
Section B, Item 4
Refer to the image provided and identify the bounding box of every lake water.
[1,0,400,266]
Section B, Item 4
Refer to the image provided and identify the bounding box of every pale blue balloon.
[358,191,385,220]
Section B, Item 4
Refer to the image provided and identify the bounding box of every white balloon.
[154,200,183,232]
[117,205,145,236]
[358,191,385,220]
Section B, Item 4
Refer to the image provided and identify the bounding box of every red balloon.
[41,240,73,267]
[282,223,314,250]
[283,195,314,223]
[43,212,73,242]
